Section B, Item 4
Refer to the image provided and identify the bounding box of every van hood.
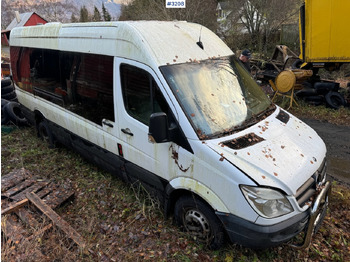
[205,109,326,195]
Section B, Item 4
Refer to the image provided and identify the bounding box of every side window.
[25,48,114,125]
[120,64,167,125]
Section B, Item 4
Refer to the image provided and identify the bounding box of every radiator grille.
[295,159,327,207]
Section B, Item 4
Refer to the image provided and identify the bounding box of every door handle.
[102,120,113,128]
[121,128,134,136]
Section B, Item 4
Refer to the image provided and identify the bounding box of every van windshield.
[160,55,274,139]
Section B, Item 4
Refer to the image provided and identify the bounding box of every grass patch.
[2,126,350,261]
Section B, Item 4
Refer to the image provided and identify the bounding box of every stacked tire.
[1,78,27,126]
[1,78,17,102]
[296,81,346,109]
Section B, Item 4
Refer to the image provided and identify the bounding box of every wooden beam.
[26,192,86,249]
[1,199,28,215]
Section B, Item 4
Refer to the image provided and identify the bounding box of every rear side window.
[120,64,167,125]
[11,47,115,125]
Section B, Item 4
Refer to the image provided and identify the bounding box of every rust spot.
[310,161,314,164]
[221,144,225,147]
[191,113,195,117]
[281,145,285,149]
[262,175,266,179]
[247,152,250,155]
[219,157,224,161]
[274,172,278,176]
[273,158,276,161]
[175,55,178,59]
[234,152,237,155]
[220,153,224,156]
[202,141,206,144]
[170,145,190,172]
[301,154,304,157]
[173,59,176,62]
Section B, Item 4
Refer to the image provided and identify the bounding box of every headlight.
[241,185,293,218]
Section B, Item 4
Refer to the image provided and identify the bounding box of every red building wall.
[24,14,47,26]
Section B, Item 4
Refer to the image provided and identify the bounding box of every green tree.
[102,3,111,21]
[71,13,78,23]
[93,6,102,21]
[79,5,89,22]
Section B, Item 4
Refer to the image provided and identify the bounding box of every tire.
[1,103,10,125]
[1,78,12,87]
[1,84,14,95]
[174,195,225,250]
[38,120,55,148]
[304,95,324,106]
[1,98,9,108]
[325,91,346,109]
[2,91,17,100]
[4,102,27,126]
[314,82,337,95]
[295,88,317,97]
[292,59,303,69]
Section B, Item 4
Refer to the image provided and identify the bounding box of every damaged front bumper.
[216,181,331,249]
[289,180,331,249]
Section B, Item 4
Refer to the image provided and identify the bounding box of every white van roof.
[10,21,233,67]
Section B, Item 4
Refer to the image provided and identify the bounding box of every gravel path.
[302,118,350,184]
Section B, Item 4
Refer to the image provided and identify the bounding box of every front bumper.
[216,181,331,249]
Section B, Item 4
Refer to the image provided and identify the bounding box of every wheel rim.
[183,209,211,240]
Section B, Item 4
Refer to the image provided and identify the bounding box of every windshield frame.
[160,55,275,140]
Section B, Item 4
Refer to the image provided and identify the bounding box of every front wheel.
[174,195,225,249]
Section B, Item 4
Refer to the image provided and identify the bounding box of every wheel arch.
[165,177,229,217]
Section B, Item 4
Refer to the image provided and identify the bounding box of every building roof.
[6,12,46,31]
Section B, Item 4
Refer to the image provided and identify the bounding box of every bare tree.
[221,0,302,54]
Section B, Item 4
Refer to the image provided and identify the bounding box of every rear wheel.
[174,195,225,249]
[38,120,55,148]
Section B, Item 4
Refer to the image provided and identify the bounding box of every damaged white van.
[10,21,330,249]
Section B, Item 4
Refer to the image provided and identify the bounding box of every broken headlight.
[241,186,294,218]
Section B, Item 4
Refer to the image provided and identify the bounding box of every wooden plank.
[16,208,40,229]
[10,180,50,202]
[2,179,35,198]
[1,168,32,192]
[26,192,86,249]
[44,187,75,209]
[1,199,29,215]
[26,223,53,241]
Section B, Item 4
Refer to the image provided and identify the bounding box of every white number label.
[166,0,186,8]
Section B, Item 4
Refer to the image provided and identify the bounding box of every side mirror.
[148,112,169,143]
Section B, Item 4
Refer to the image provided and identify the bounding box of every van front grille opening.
[295,159,327,207]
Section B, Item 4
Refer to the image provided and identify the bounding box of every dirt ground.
[302,118,350,184]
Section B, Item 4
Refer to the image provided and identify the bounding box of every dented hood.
[205,109,326,195]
